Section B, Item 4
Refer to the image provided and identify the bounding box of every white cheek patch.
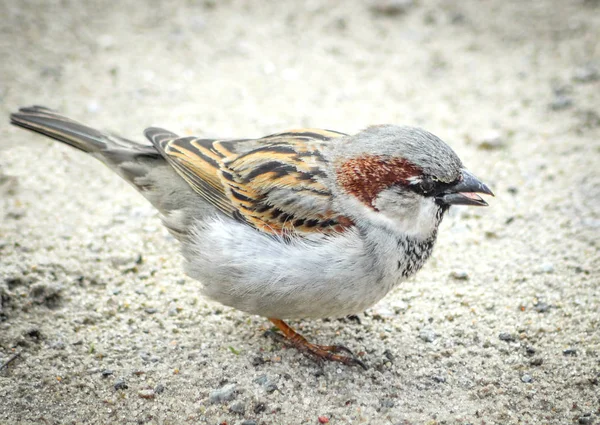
[410,198,441,237]
[373,190,440,239]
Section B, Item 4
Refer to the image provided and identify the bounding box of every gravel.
[113,379,128,391]
[521,374,533,383]
[477,130,506,150]
[419,328,437,343]
[229,401,246,415]
[209,383,237,404]
[499,332,516,342]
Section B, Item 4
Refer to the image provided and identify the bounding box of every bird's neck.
[357,214,442,280]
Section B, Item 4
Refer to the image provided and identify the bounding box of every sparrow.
[10,106,493,369]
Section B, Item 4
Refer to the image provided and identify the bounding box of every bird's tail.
[10,105,202,238]
[9,105,152,157]
[10,105,166,190]
[11,106,114,153]
[10,104,172,189]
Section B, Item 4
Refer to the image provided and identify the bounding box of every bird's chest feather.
[182,217,437,319]
[396,236,436,278]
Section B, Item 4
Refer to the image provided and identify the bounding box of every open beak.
[437,169,494,207]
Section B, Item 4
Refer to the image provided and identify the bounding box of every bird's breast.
[182,216,437,319]
[396,235,437,278]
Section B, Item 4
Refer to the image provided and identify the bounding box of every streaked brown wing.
[146,127,353,235]
[145,128,238,218]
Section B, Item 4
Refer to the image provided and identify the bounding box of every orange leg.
[268,318,367,369]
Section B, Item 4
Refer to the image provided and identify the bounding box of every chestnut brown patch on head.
[337,155,421,209]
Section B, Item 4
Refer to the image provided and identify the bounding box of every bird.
[10,105,493,369]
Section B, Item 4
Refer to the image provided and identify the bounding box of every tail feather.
[9,105,205,238]
[10,105,161,163]
[10,106,111,153]
[9,104,166,192]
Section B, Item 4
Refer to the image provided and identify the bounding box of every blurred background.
[2,0,598,144]
[1,1,599,424]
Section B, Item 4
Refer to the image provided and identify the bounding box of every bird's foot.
[267,318,367,370]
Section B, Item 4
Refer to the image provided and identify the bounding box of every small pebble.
[101,369,114,378]
[380,398,395,408]
[521,374,533,383]
[254,374,279,392]
[477,130,505,150]
[139,351,160,362]
[563,348,578,356]
[154,383,165,394]
[499,332,516,342]
[419,329,436,343]
[383,349,394,362]
[318,416,330,424]
[144,307,158,314]
[253,402,267,414]
[534,301,551,313]
[138,389,155,399]
[578,415,593,425]
[241,421,258,425]
[253,374,269,385]
[114,379,128,390]
[372,306,394,319]
[252,356,267,367]
[229,401,246,415]
[538,263,554,274]
[450,270,469,280]
[530,358,544,366]
[432,375,446,383]
[209,383,237,404]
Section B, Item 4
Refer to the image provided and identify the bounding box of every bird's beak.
[437,169,494,207]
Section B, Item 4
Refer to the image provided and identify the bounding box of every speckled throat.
[397,233,437,278]
[393,205,445,279]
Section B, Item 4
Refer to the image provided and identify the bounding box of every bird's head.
[330,125,493,238]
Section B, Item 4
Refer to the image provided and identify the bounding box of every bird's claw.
[265,321,368,370]
[301,343,368,370]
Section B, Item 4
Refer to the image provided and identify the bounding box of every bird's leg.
[268,318,367,369]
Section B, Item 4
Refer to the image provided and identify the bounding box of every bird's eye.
[419,179,435,194]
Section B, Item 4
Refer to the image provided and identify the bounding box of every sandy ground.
[1,1,599,424]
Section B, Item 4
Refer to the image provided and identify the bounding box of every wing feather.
[146,127,353,236]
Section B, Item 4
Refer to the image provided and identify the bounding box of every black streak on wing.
[244,162,298,181]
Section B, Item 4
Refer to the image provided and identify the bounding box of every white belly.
[182,216,433,319]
